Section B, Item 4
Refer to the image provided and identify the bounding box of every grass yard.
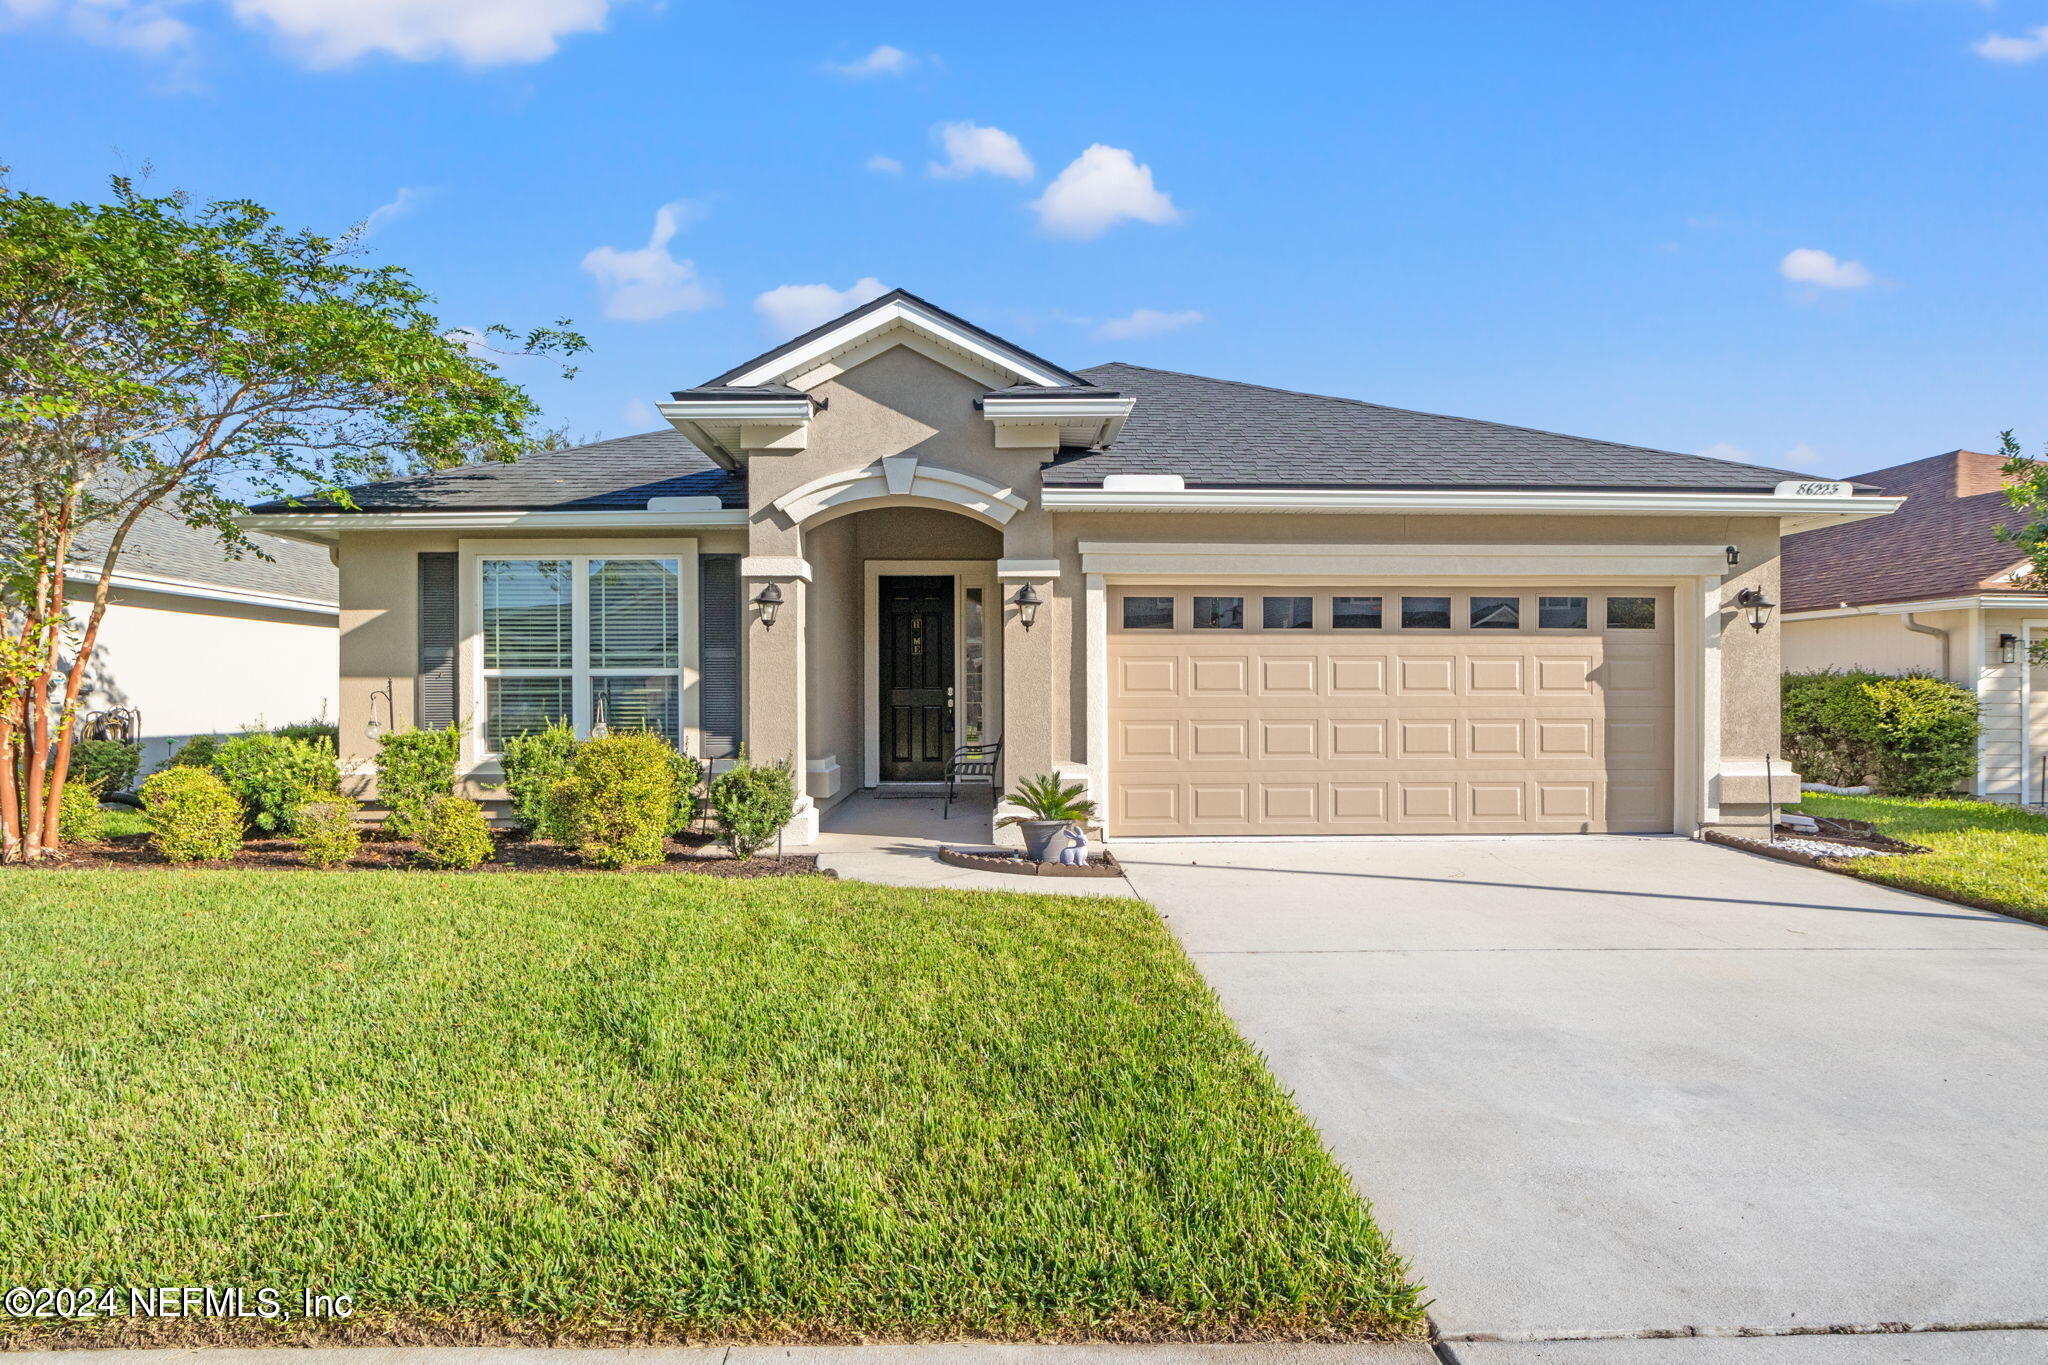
[1796,792,2048,925]
[0,870,1422,1346]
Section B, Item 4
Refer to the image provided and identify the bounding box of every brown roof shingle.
[1781,450,2031,611]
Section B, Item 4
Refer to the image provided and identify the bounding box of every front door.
[879,575,955,781]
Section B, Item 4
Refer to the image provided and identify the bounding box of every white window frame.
[458,538,700,772]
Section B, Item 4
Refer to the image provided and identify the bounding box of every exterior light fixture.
[1734,587,1776,633]
[1725,545,1741,568]
[1013,582,1044,630]
[2001,632,2020,664]
[753,581,784,629]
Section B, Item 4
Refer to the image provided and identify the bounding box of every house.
[241,290,1897,842]
[69,503,339,769]
[1782,448,2048,803]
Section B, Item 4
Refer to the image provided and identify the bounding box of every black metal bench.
[944,738,1001,817]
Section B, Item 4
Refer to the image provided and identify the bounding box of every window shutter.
[698,555,741,759]
[417,552,457,730]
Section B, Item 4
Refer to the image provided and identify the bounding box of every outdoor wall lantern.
[1734,587,1776,632]
[1013,583,1044,631]
[2001,632,2021,664]
[1725,545,1741,568]
[753,581,784,629]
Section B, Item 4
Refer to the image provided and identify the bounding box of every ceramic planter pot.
[1017,819,1076,864]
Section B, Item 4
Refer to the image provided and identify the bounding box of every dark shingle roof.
[704,288,1091,388]
[1043,363,1816,493]
[1781,450,2028,611]
[73,503,337,603]
[669,384,809,401]
[247,431,747,515]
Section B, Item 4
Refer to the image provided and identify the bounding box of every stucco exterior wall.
[1782,611,1961,681]
[67,585,337,770]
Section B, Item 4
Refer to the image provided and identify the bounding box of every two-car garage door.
[1109,585,1674,836]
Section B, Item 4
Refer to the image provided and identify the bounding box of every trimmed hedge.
[710,748,796,860]
[140,766,244,863]
[1782,670,1979,796]
[414,796,494,870]
[375,726,462,839]
[549,733,677,869]
[65,738,140,795]
[213,732,341,834]
[501,721,579,841]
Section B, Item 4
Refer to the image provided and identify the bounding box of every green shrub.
[140,766,244,863]
[162,734,222,771]
[666,744,704,836]
[1782,669,1979,795]
[293,797,362,869]
[56,778,106,845]
[501,720,580,840]
[212,732,341,834]
[548,732,677,869]
[375,725,461,839]
[272,719,340,747]
[413,796,494,870]
[66,738,140,794]
[709,748,795,861]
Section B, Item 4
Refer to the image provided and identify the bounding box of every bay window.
[478,553,684,753]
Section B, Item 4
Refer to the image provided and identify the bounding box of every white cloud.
[621,397,658,428]
[1975,27,2048,63]
[1095,307,1203,341]
[1,0,193,56]
[754,277,889,337]
[226,0,613,67]
[1779,443,1828,471]
[1030,144,1180,240]
[445,326,491,357]
[360,186,425,235]
[580,203,718,322]
[865,154,904,175]
[1779,247,1874,290]
[826,43,912,77]
[928,122,1034,181]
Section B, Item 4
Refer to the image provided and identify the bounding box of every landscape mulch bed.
[33,831,825,878]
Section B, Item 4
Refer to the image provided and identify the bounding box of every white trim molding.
[726,296,1073,391]
[1046,486,1902,529]
[740,556,812,581]
[1076,541,1739,579]
[238,507,746,547]
[64,567,338,617]
[982,393,1134,449]
[658,397,813,467]
[995,558,1061,579]
[771,457,1028,528]
[1784,593,2048,621]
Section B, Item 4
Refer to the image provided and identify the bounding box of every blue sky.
[6,0,2048,478]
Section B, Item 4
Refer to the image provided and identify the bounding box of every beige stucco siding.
[68,586,337,769]
[1781,610,1963,679]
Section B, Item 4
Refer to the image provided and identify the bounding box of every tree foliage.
[0,170,583,859]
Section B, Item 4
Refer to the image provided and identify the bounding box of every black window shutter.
[698,555,742,760]
[417,552,457,730]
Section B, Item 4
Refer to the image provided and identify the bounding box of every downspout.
[1902,613,1953,681]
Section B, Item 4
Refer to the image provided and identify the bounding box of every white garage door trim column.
[1079,542,1727,837]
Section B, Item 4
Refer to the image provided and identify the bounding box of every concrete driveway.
[1115,837,2048,1360]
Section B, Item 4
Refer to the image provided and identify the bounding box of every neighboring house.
[68,505,339,770]
[242,290,1896,842]
[1782,448,2048,803]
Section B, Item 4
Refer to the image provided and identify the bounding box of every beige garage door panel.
[1110,587,1675,836]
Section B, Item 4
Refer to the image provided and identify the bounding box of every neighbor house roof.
[1781,449,2030,612]
[72,502,337,605]
[1042,363,1816,493]
[247,432,748,515]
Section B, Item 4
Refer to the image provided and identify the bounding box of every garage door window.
[1264,596,1314,629]
[1607,596,1657,629]
[1471,596,1521,629]
[1333,596,1383,629]
[1402,596,1452,629]
[1539,596,1589,629]
[1194,596,1244,629]
[1122,596,1174,629]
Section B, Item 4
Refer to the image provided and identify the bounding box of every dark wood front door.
[879,575,954,781]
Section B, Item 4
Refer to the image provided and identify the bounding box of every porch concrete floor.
[810,788,1136,896]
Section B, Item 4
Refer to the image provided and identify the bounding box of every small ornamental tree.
[0,171,584,861]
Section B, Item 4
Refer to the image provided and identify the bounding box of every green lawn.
[1796,792,2048,925]
[0,871,1422,1345]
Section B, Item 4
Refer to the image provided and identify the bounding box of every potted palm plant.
[996,774,1098,864]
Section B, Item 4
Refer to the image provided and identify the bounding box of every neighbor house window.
[480,555,682,752]
[1607,596,1657,629]
[1539,596,1588,629]
[1470,596,1520,629]
[1194,596,1244,629]
[1401,596,1452,629]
